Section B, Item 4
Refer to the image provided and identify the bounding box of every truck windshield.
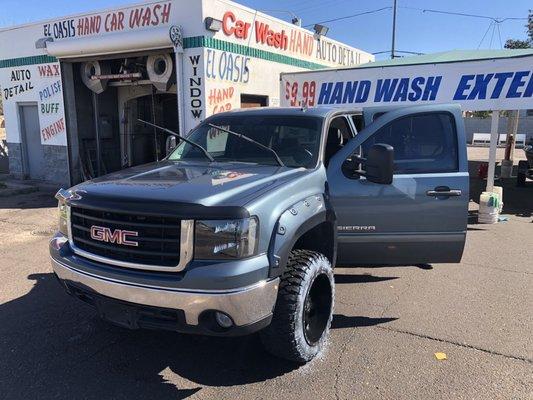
[168,115,323,168]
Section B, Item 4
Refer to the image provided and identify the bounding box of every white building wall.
[196,0,374,126]
[0,0,374,181]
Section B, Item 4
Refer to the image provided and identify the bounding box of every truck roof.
[208,106,360,119]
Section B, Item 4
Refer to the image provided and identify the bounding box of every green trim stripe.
[0,54,57,69]
[0,37,326,71]
[184,36,327,70]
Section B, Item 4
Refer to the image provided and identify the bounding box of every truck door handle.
[426,187,462,197]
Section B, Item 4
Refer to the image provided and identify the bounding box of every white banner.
[280,55,533,111]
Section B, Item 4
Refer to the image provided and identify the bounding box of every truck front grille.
[70,206,182,268]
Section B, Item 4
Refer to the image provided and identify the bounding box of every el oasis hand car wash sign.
[42,2,172,39]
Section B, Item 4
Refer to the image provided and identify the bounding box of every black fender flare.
[267,194,337,278]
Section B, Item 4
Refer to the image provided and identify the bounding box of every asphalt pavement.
[0,185,531,400]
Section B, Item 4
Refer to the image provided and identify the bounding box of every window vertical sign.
[169,25,187,136]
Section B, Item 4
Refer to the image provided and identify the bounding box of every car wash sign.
[42,1,172,40]
[280,55,533,111]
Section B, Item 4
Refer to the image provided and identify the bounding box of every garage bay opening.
[61,51,178,184]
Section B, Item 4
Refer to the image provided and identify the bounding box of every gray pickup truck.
[50,104,468,363]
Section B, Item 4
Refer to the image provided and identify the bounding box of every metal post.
[151,89,159,161]
[174,51,186,137]
[505,110,519,161]
[91,91,102,177]
[486,111,499,192]
[391,0,397,59]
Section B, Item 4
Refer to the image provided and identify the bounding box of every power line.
[477,19,506,49]
[303,7,392,27]
[477,21,494,49]
[496,23,503,48]
[303,5,527,29]
[373,50,424,56]
[400,6,527,23]
[489,21,497,48]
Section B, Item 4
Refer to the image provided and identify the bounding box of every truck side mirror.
[166,136,177,156]
[364,143,394,184]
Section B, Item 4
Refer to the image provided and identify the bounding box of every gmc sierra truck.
[50,104,468,363]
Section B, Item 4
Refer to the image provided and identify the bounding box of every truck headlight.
[56,197,69,237]
[195,217,258,260]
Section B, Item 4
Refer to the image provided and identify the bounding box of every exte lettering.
[453,71,533,100]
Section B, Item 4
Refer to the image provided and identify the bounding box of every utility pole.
[391,0,397,59]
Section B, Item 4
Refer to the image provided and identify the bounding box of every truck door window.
[361,112,458,174]
[350,115,364,133]
[325,116,352,166]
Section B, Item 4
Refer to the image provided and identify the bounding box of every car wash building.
[0,0,373,186]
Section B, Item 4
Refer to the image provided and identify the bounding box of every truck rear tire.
[517,171,526,187]
[517,161,528,187]
[260,249,334,363]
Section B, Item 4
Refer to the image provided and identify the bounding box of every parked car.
[50,104,468,363]
[517,139,533,187]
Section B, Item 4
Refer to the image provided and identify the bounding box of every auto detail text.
[3,69,34,100]
[42,2,171,39]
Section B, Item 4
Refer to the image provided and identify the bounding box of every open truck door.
[327,104,469,266]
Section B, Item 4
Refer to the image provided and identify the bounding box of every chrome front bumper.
[51,256,279,327]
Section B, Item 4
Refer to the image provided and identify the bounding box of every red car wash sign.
[223,11,292,51]
[221,10,358,66]
[43,2,172,39]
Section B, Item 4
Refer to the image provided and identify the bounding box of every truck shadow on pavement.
[0,190,57,209]
[0,272,397,400]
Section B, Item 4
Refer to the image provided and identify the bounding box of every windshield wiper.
[138,119,214,162]
[207,123,285,167]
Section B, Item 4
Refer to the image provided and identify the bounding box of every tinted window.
[362,113,458,174]
[168,116,322,168]
[350,115,364,133]
[330,116,353,142]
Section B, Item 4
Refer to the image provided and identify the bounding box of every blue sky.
[0,0,531,59]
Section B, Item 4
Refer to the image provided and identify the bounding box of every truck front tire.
[261,250,334,363]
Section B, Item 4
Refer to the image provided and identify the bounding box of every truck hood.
[72,161,309,207]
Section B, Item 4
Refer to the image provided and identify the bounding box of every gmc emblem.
[90,225,139,247]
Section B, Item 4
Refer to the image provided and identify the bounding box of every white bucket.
[478,191,500,224]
